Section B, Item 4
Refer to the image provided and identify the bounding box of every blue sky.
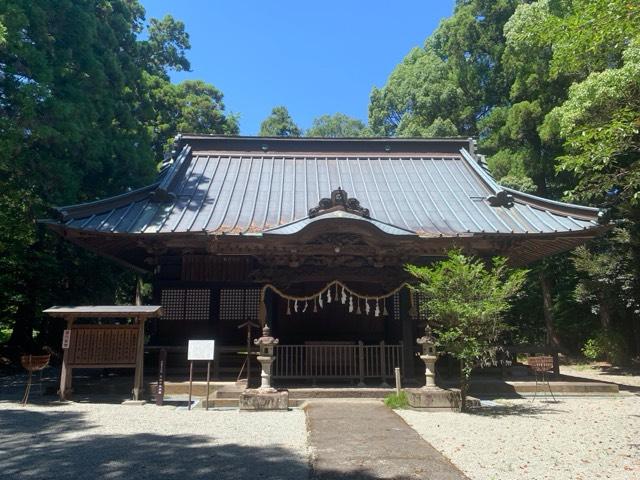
[142,1,456,135]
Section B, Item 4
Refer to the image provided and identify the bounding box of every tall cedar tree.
[0,1,236,350]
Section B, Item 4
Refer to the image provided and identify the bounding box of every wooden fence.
[273,341,404,385]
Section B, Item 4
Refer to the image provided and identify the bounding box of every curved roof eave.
[262,210,418,237]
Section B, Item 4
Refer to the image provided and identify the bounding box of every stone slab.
[121,400,146,406]
[239,389,289,410]
[405,387,462,411]
[306,400,468,479]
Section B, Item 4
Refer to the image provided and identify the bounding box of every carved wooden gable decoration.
[308,188,370,219]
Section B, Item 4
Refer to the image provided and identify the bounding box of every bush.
[384,391,408,409]
[581,330,629,365]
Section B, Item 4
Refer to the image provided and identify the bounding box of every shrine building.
[44,135,606,384]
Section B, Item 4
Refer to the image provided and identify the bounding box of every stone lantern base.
[404,387,462,412]
[239,389,289,411]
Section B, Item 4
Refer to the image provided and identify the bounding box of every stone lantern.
[416,325,437,389]
[254,326,278,392]
[239,325,288,410]
[404,323,460,411]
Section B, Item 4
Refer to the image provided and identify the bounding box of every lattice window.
[185,289,211,321]
[393,293,401,321]
[413,292,429,321]
[161,289,185,321]
[392,292,429,321]
[219,289,260,321]
[161,288,210,321]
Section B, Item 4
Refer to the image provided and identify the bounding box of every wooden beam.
[132,317,146,401]
[59,316,75,401]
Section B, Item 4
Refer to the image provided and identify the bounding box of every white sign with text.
[188,340,215,361]
[62,329,71,349]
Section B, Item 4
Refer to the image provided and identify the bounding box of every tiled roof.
[54,135,602,238]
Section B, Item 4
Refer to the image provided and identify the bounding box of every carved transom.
[307,233,367,247]
[308,188,370,218]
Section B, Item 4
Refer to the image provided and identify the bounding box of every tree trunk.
[135,275,143,306]
[7,298,36,351]
[539,270,562,351]
[596,292,612,331]
[459,359,469,412]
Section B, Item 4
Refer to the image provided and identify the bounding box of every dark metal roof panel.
[53,142,603,236]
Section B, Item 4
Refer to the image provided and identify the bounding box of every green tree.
[306,113,371,137]
[369,48,463,137]
[139,15,191,77]
[259,106,301,137]
[406,251,527,410]
[144,76,239,158]
[0,1,234,349]
[369,0,520,137]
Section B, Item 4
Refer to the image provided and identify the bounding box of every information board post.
[188,360,194,410]
[187,340,215,411]
[205,361,211,411]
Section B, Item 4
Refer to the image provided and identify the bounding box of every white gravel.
[561,364,640,389]
[398,396,640,480]
[0,401,310,479]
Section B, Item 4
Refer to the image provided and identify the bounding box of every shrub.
[384,391,408,409]
[581,330,629,365]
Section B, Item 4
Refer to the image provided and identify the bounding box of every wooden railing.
[273,341,404,385]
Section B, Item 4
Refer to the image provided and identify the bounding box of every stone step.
[150,378,619,400]
[147,380,245,397]
[442,379,619,395]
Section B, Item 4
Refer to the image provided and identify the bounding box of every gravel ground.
[398,395,640,480]
[0,401,310,480]
[561,364,640,390]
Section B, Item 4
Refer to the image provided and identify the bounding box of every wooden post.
[205,361,211,411]
[399,289,416,380]
[395,367,401,394]
[156,348,167,406]
[213,344,220,381]
[59,317,74,401]
[188,361,194,411]
[358,341,365,386]
[552,350,560,377]
[132,317,146,401]
[380,341,389,387]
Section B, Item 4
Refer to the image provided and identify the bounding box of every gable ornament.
[308,188,370,218]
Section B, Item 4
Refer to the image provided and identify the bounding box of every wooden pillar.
[399,288,416,379]
[133,316,146,401]
[258,287,267,328]
[59,316,74,401]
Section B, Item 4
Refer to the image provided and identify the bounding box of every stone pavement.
[306,400,468,479]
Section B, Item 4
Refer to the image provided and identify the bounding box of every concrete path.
[306,400,468,479]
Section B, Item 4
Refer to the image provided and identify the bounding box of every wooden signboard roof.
[43,305,163,318]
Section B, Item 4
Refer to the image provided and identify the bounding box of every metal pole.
[188,361,193,411]
[206,361,211,411]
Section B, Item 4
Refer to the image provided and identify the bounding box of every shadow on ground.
[465,401,567,418]
[562,365,640,395]
[0,407,418,480]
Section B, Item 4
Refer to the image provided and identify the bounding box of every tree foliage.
[375,0,640,361]
[407,251,527,409]
[0,0,236,350]
[369,0,520,137]
[306,113,371,138]
[259,106,301,137]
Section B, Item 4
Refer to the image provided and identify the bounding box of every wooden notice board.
[66,325,139,368]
